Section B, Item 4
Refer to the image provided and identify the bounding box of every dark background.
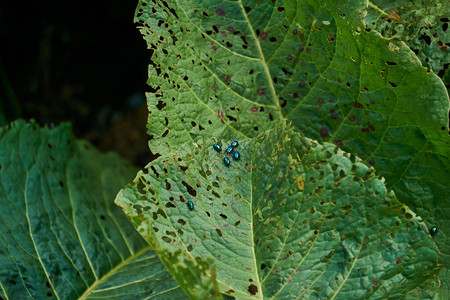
[0,0,152,167]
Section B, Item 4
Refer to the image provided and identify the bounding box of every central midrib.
[237,0,283,122]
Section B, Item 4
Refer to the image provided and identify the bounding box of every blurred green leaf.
[117,125,441,298]
[0,120,184,299]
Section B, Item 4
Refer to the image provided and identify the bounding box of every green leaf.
[135,0,449,289]
[364,0,450,77]
[0,120,184,299]
[116,125,441,298]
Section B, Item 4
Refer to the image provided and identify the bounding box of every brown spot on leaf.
[248,284,258,296]
[218,110,224,124]
[354,101,363,108]
[335,140,343,146]
[251,106,259,113]
[226,75,231,85]
[258,88,265,95]
[387,9,402,22]
[320,127,329,138]
[372,279,379,286]
[216,8,225,16]
[259,32,268,40]
[396,257,401,264]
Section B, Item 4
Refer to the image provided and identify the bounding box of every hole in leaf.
[165,202,176,208]
[182,181,197,197]
[227,115,237,122]
[165,180,171,190]
[156,100,166,110]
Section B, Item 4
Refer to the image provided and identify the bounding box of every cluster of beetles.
[213,140,240,166]
[186,141,240,211]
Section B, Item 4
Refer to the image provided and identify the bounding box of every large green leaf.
[0,120,185,299]
[135,0,449,288]
[116,125,441,298]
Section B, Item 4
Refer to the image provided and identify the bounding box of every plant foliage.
[0,120,185,299]
[133,0,449,296]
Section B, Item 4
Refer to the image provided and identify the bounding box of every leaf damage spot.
[389,81,397,87]
[259,32,268,40]
[218,110,225,124]
[354,101,363,109]
[181,181,197,197]
[216,8,225,16]
[156,100,166,110]
[226,75,231,85]
[320,127,329,138]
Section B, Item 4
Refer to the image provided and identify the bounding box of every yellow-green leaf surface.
[116,125,441,299]
[0,120,184,299]
[135,0,449,293]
